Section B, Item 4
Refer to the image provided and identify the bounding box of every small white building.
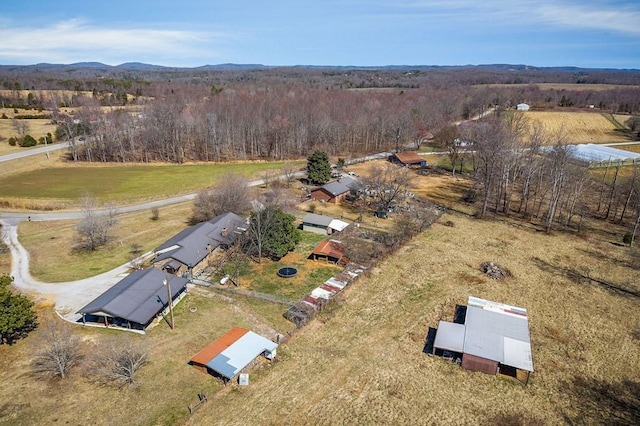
[516,103,530,111]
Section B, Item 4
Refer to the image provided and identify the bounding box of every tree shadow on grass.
[531,257,640,299]
[558,376,640,425]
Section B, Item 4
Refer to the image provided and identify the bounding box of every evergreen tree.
[0,275,37,345]
[306,150,332,185]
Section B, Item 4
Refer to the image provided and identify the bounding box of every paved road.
[0,141,75,163]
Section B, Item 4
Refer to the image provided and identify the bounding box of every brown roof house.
[310,177,359,204]
[390,151,426,167]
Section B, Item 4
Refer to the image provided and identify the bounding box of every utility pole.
[163,272,175,329]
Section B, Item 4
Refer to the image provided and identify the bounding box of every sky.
[1,0,639,69]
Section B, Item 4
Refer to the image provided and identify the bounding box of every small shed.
[190,327,278,383]
[310,239,346,264]
[390,151,426,167]
[302,213,349,235]
[516,103,530,111]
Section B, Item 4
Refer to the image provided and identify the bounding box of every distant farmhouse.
[389,151,426,167]
[152,212,247,275]
[77,268,188,331]
[310,176,358,204]
[516,103,530,111]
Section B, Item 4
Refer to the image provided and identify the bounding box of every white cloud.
[0,18,233,65]
[385,0,640,36]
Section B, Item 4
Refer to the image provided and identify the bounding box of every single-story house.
[389,151,426,167]
[152,212,247,275]
[77,268,188,331]
[516,103,530,111]
[310,239,346,264]
[190,327,278,383]
[432,296,534,382]
[310,177,358,204]
[302,213,349,235]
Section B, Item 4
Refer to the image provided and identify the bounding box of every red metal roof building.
[310,239,346,264]
[190,327,278,382]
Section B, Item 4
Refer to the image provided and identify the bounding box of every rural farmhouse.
[152,212,246,275]
[77,268,188,331]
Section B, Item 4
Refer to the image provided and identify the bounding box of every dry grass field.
[0,119,57,154]
[475,83,640,92]
[2,207,637,425]
[18,202,194,282]
[524,111,630,144]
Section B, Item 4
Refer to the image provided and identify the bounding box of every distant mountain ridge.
[1,62,638,72]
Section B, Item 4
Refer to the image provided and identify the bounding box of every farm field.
[474,83,640,91]
[0,119,56,153]
[186,212,639,425]
[0,161,301,209]
[2,208,637,425]
[523,111,630,144]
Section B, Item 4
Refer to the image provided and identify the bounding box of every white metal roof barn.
[432,296,533,382]
[569,144,640,163]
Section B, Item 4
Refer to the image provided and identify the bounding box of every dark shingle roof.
[315,177,359,197]
[77,268,188,326]
[153,212,246,266]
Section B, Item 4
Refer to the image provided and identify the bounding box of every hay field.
[524,111,630,143]
[475,83,640,91]
[186,213,639,425]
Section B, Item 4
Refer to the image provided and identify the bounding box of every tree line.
[448,112,640,240]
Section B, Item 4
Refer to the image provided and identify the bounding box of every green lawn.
[0,161,301,204]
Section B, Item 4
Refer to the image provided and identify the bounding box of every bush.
[8,137,16,146]
[18,135,37,147]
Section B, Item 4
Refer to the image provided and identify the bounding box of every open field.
[2,208,638,425]
[18,202,194,283]
[474,83,640,91]
[0,119,57,151]
[524,111,631,144]
[0,161,301,209]
[617,144,640,154]
[0,288,293,426]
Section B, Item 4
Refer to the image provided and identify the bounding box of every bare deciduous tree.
[11,118,29,139]
[32,323,82,379]
[94,338,148,387]
[75,194,117,252]
[191,174,250,223]
[281,163,299,187]
[362,163,412,211]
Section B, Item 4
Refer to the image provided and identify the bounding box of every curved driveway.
[0,144,299,321]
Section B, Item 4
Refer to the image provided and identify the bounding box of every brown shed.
[461,353,498,375]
